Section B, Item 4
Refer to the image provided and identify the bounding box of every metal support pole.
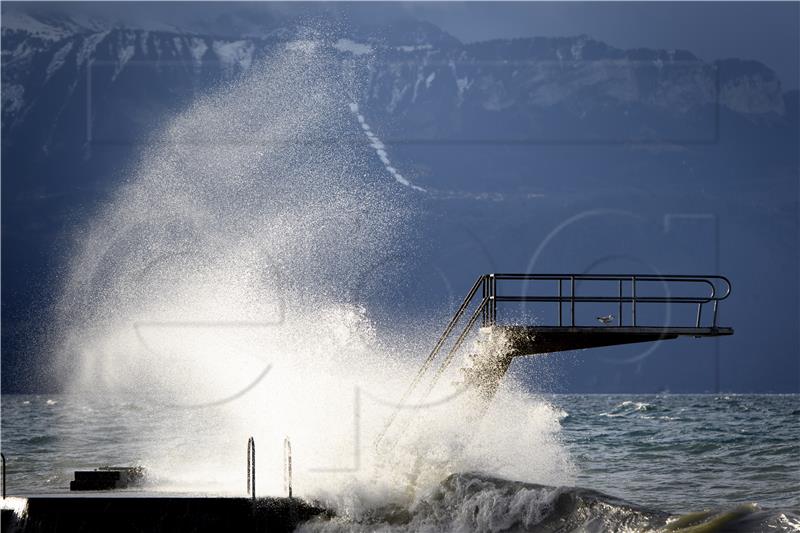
[2,453,5,499]
[570,276,575,326]
[631,276,637,326]
[490,274,497,325]
[558,279,563,327]
[481,276,487,327]
[712,301,718,327]
[247,437,255,500]
[284,437,293,498]
[696,303,703,328]
[618,280,623,326]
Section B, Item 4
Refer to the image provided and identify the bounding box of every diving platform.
[376,273,732,445]
[436,272,732,364]
[470,273,732,355]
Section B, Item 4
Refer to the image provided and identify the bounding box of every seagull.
[596,314,615,325]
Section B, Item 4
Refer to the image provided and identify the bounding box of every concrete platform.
[1,496,329,532]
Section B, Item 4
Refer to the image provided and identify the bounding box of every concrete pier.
[1,496,329,533]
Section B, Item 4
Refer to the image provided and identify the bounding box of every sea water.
[1,393,798,531]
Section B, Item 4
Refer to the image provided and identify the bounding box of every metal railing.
[482,274,731,328]
[375,276,490,446]
[246,437,255,500]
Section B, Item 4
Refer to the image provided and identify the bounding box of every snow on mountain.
[1,82,24,116]
[0,11,84,41]
[212,39,255,71]
[334,38,373,56]
[348,102,425,192]
[45,41,73,81]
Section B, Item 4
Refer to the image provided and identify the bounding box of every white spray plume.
[54,39,574,514]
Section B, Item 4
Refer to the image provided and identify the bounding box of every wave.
[299,472,800,532]
[599,400,656,418]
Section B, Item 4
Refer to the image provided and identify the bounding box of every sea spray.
[55,37,406,405]
[52,37,574,511]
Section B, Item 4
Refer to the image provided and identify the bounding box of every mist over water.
[50,39,573,512]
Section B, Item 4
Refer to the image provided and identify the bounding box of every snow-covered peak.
[334,38,373,56]
[0,11,76,40]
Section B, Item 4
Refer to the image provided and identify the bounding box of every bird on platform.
[596,314,615,325]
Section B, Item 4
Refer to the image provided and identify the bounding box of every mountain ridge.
[2,20,792,144]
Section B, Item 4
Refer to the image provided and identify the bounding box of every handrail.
[487,274,731,328]
[246,437,255,500]
[418,275,487,381]
[427,297,490,390]
[375,274,488,446]
[283,437,293,499]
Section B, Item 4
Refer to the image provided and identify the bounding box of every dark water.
[551,394,800,513]
[2,394,798,532]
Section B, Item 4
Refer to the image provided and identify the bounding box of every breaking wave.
[300,472,800,533]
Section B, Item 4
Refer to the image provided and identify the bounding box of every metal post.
[631,276,637,326]
[490,274,497,326]
[247,437,255,500]
[696,303,703,327]
[2,453,5,499]
[284,437,293,499]
[618,280,623,326]
[481,276,487,327]
[570,276,575,326]
[558,279,563,327]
